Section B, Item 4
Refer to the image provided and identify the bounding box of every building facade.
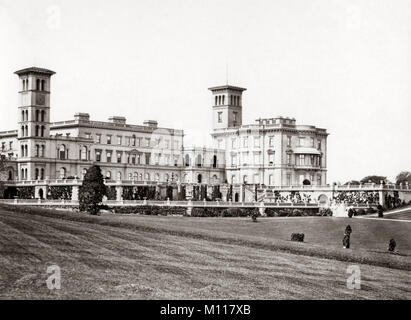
[0,67,328,198]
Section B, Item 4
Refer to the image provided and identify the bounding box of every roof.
[208,85,247,92]
[14,67,56,76]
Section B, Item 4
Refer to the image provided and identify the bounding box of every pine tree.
[79,165,107,215]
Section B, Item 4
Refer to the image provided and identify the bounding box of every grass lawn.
[0,206,410,299]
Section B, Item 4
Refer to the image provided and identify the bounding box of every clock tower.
[15,67,56,180]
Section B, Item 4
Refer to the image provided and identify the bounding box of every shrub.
[357,209,365,216]
[347,208,354,218]
[291,233,305,242]
[17,186,35,199]
[319,208,333,216]
[49,186,72,200]
[366,207,377,214]
[79,165,107,215]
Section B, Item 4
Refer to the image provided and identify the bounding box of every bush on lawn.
[291,233,305,242]
[112,205,186,216]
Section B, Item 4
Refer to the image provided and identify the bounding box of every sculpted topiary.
[79,165,107,215]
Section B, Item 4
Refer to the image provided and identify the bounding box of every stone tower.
[15,67,56,180]
[209,85,246,130]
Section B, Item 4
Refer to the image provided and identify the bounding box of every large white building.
[0,67,328,200]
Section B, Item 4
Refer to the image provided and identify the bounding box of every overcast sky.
[0,0,410,183]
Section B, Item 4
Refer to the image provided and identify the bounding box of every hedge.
[265,207,320,217]
[111,205,186,216]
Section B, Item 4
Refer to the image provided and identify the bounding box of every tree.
[395,171,411,185]
[360,175,387,185]
[79,165,107,215]
[344,180,360,186]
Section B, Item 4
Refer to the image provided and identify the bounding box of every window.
[286,174,291,186]
[269,136,274,147]
[287,136,291,147]
[231,138,236,149]
[40,168,44,180]
[287,153,291,165]
[145,172,150,181]
[95,151,101,162]
[253,153,260,165]
[85,133,91,139]
[217,139,223,148]
[125,136,130,146]
[117,172,122,181]
[41,126,45,137]
[117,152,122,163]
[59,167,66,179]
[196,154,202,167]
[231,154,237,166]
[80,146,88,160]
[96,134,101,143]
[145,153,151,164]
[164,154,170,165]
[59,145,66,160]
[128,173,132,180]
[299,137,304,147]
[218,112,222,123]
[254,137,260,148]
[215,96,218,106]
[317,175,322,186]
[36,110,40,122]
[41,145,45,157]
[9,141,12,150]
[268,153,274,165]
[35,125,40,137]
[269,175,274,186]
[299,154,305,166]
[131,135,136,146]
[243,136,248,148]
[145,138,150,147]
[106,152,112,163]
[185,154,190,166]
[155,173,160,182]
[107,135,112,144]
[35,168,39,180]
[310,137,315,147]
[317,140,322,150]
[36,79,40,90]
[35,145,39,157]
[154,154,159,165]
[117,136,122,145]
[1,142,4,151]
[233,112,238,123]
[106,171,111,180]
[41,110,45,122]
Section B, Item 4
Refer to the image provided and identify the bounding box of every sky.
[0,0,410,183]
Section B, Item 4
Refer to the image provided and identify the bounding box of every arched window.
[196,154,202,167]
[145,172,150,181]
[155,173,160,182]
[218,95,221,105]
[81,168,87,179]
[215,96,218,106]
[41,110,45,122]
[24,145,28,157]
[41,126,45,137]
[213,155,217,168]
[24,125,28,137]
[80,146,88,160]
[21,145,24,157]
[183,174,188,183]
[41,145,45,157]
[59,145,66,159]
[185,154,190,166]
[40,168,44,180]
[25,110,28,121]
[164,173,169,182]
[131,135,136,146]
[21,126,24,136]
[35,125,39,137]
[133,172,138,180]
[21,110,25,121]
[35,145,40,157]
[243,175,248,183]
[174,174,179,182]
[35,168,39,180]
[8,170,13,181]
[41,80,45,91]
[36,110,40,122]
[21,168,24,180]
[231,175,236,184]
[222,95,225,105]
[59,167,66,179]
[36,79,40,90]
[106,171,111,180]
[197,174,202,184]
